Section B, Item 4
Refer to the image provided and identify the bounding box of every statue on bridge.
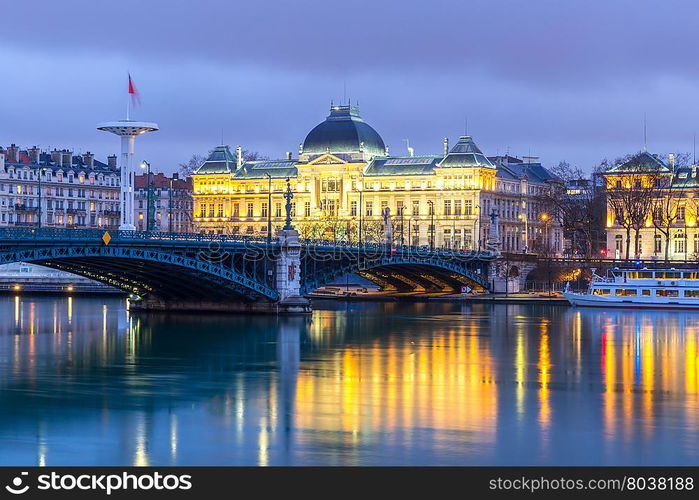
[284,178,294,231]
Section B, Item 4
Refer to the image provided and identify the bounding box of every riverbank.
[309,290,569,304]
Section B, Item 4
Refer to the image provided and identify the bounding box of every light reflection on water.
[0,296,698,465]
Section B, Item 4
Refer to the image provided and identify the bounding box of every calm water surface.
[0,295,698,465]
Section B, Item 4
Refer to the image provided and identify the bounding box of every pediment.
[307,154,347,165]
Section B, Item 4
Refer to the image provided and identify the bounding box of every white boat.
[564,268,699,309]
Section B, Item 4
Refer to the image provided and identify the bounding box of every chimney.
[107,155,117,169]
[669,152,675,169]
[0,152,4,170]
[172,173,179,180]
[286,151,292,160]
[443,137,449,156]
[7,144,18,163]
[62,149,73,168]
[28,146,40,164]
[51,149,63,166]
[236,146,243,169]
[82,151,94,168]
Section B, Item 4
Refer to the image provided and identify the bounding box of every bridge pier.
[275,229,312,313]
[488,257,537,294]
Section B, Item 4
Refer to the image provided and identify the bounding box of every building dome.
[301,105,386,157]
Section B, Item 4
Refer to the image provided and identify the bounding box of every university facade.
[192,104,563,253]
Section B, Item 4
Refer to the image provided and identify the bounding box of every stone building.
[603,150,699,260]
[191,104,562,253]
[134,172,193,232]
[0,144,120,228]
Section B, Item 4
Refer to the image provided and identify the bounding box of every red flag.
[128,74,141,107]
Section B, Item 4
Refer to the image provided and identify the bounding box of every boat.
[564,268,699,309]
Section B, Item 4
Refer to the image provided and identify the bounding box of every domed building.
[300,105,387,159]
[191,104,561,256]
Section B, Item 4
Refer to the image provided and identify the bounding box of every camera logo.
[5,472,29,495]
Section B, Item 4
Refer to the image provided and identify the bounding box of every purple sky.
[2,0,698,173]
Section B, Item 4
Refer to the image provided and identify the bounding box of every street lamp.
[399,205,405,246]
[265,173,272,244]
[140,161,154,231]
[518,212,528,253]
[358,188,363,247]
[427,200,435,250]
[37,167,46,228]
[169,173,179,234]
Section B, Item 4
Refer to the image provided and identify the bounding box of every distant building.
[134,172,193,232]
[603,150,699,260]
[0,144,120,228]
[191,103,563,254]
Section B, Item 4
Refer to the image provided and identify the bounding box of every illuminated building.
[603,150,699,260]
[192,104,562,252]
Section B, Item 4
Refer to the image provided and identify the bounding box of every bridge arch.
[301,254,489,295]
[0,246,278,302]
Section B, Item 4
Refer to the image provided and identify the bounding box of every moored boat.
[564,268,699,309]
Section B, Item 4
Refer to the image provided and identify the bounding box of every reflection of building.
[191,104,562,253]
[0,144,120,228]
[134,173,193,232]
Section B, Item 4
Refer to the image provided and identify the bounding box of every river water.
[0,295,697,466]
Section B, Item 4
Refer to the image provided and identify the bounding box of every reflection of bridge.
[0,228,499,313]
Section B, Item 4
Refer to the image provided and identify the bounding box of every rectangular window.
[247,202,254,217]
[592,288,611,295]
[304,201,311,217]
[454,200,462,216]
[412,200,419,216]
[199,204,206,217]
[678,206,686,220]
[217,203,223,217]
[615,289,637,296]
[444,200,452,216]
[657,289,680,297]
[261,202,268,217]
[365,202,373,217]
[350,200,358,216]
[684,290,699,297]
[465,200,473,216]
[275,203,282,218]
[233,203,240,217]
[641,289,652,296]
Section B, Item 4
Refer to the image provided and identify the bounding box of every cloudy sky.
[1,0,697,173]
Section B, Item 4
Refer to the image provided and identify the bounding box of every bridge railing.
[301,238,495,259]
[0,227,270,244]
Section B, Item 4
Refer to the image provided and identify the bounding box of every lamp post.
[37,167,46,228]
[265,173,272,244]
[519,212,528,253]
[358,188,363,247]
[427,200,435,250]
[399,205,405,247]
[140,161,155,231]
[169,173,179,234]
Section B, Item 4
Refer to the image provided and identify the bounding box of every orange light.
[540,213,550,221]
[13,284,20,291]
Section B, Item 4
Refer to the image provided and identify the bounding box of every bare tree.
[605,154,664,259]
[539,161,605,258]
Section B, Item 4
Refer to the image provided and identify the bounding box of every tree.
[605,153,664,259]
[539,161,605,258]
[651,154,690,261]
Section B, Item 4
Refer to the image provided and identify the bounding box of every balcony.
[14,204,38,212]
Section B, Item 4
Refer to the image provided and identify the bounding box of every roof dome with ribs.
[301,105,387,157]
